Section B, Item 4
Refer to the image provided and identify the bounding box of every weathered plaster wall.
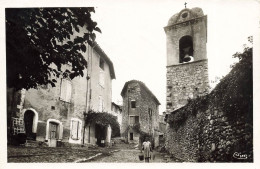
[23,69,87,143]
[88,49,112,113]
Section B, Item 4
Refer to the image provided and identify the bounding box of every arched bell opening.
[179,36,194,63]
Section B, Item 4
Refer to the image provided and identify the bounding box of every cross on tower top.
[184,2,187,8]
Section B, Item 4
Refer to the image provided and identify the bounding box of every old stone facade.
[8,38,116,147]
[120,80,160,146]
[111,102,122,130]
[165,7,209,112]
[166,60,209,111]
[166,105,253,162]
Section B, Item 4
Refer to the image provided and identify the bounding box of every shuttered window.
[60,79,72,102]
[129,116,139,125]
[98,96,104,112]
[99,71,105,87]
[71,120,79,140]
[130,116,135,124]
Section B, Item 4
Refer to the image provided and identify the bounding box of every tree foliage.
[6,8,101,90]
[85,110,120,138]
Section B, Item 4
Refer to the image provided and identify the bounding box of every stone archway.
[22,108,38,140]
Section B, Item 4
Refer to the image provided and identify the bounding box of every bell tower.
[165,7,209,113]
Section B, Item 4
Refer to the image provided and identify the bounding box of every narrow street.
[8,142,174,163]
[86,142,172,163]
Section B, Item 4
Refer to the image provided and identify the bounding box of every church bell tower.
[165,6,209,113]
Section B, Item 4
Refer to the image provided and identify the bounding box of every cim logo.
[233,152,248,160]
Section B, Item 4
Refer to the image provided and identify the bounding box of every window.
[71,120,79,140]
[135,116,139,123]
[148,108,153,116]
[130,116,135,124]
[99,71,105,87]
[99,96,104,112]
[131,100,136,108]
[60,79,72,102]
[99,58,104,70]
[129,116,139,125]
[70,118,82,141]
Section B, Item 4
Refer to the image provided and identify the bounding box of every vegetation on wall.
[85,110,120,137]
[167,95,209,130]
[167,45,253,130]
[211,46,252,123]
[122,123,152,144]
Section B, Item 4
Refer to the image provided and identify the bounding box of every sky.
[90,0,259,113]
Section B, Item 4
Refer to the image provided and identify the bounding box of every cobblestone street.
[89,149,166,163]
[8,142,172,163]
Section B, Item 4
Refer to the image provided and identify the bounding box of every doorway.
[24,110,36,140]
[130,133,133,140]
[95,124,106,146]
[49,122,58,147]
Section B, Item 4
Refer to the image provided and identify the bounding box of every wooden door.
[49,122,58,147]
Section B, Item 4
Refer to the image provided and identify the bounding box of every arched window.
[179,36,194,63]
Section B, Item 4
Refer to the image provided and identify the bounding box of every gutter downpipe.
[82,42,97,146]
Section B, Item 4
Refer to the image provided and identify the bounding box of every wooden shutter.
[99,71,104,87]
[60,79,72,102]
[71,120,79,140]
[60,79,66,101]
[99,96,103,112]
[130,116,135,124]
[135,116,139,123]
[66,80,72,102]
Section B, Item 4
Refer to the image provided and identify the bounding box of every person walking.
[142,137,152,163]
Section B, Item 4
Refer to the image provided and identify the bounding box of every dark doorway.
[24,110,36,140]
[179,36,193,63]
[130,133,133,140]
[95,124,106,146]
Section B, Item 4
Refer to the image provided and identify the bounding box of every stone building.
[158,112,166,147]
[111,102,122,130]
[120,80,160,146]
[7,39,116,147]
[165,7,209,113]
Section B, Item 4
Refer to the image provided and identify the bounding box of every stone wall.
[121,81,141,137]
[166,105,253,162]
[139,86,159,134]
[166,59,209,112]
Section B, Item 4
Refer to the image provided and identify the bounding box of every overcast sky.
[91,0,259,113]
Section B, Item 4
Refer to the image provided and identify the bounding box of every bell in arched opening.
[182,46,194,63]
[179,36,193,63]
